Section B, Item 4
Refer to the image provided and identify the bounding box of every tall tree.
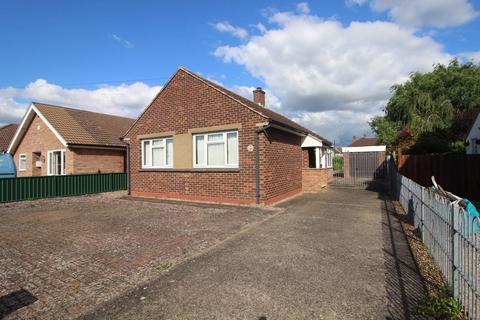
[371,59,480,154]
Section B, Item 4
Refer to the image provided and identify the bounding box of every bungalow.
[123,67,333,205]
[8,103,134,176]
[0,124,18,153]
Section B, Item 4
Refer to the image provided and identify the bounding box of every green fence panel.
[0,173,127,203]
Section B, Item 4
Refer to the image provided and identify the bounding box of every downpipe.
[255,123,271,205]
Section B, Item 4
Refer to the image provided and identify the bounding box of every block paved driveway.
[0,193,275,319]
[83,187,429,319]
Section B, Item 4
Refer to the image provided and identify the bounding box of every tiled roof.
[180,68,332,146]
[33,103,135,147]
[0,124,18,152]
[348,137,378,147]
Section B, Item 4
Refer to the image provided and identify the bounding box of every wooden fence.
[0,173,127,203]
[398,154,480,201]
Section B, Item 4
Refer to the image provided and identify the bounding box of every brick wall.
[125,69,304,205]
[13,115,73,177]
[302,168,333,192]
[125,69,266,204]
[71,148,125,174]
[262,128,302,204]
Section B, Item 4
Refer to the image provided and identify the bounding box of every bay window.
[48,150,66,175]
[194,131,238,168]
[142,137,173,168]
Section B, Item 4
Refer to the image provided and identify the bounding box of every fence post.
[451,203,459,298]
[420,187,425,242]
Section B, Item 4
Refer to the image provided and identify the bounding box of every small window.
[142,137,173,168]
[48,150,66,175]
[193,131,238,168]
[19,154,27,171]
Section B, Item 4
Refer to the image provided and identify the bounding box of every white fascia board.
[7,104,36,154]
[7,103,68,154]
[301,134,323,148]
[342,145,386,152]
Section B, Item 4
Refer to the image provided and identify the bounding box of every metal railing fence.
[0,173,127,203]
[389,159,479,319]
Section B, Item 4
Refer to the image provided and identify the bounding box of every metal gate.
[330,151,386,187]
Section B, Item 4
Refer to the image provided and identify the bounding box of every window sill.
[139,168,240,173]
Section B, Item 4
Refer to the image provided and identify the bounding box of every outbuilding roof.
[348,137,378,147]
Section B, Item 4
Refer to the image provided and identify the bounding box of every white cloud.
[111,34,134,49]
[296,2,311,14]
[0,80,161,126]
[460,50,480,62]
[231,85,282,111]
[212,21,248,39]
[294,109,381,145]
[255,23,267,34]
[214,7,453,145]
[353,0,478,28]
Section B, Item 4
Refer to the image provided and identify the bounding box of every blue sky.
[1,0,479,145]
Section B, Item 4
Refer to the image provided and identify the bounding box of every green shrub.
[333,155,343,171]
[415,290,464,320]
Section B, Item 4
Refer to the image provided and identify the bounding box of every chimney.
[352,135,357,142]
[253,87,265,107]
[363,133,368,138]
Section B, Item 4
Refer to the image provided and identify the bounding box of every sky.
[1,0,479,146]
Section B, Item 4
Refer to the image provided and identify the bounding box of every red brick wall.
[262,128,302,202]
[125,69,266,204]
[302,148,309,168]
[125,69,304,205]
[302,168,333,192]
[13,115,73,177]
[71,148,125,174]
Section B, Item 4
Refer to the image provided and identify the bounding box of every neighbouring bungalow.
[123,67,333,205]
[8,103,134,177]
[0,124,18,153]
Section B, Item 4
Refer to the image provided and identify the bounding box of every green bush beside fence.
[0,173,127,203]
[333,155,343,171]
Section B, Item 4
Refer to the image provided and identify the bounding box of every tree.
[371,59,480,154]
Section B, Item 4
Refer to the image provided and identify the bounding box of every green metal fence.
[0,173,127,203]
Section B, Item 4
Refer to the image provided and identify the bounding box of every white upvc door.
[47,150,66,175]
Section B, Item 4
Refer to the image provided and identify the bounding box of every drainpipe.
[126,142,131,195]
[255,123,271,205]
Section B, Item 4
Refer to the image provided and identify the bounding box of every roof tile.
[34,103,134,147]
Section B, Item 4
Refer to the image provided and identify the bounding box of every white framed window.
[47,150,66,175]
[193,131,238,168]
[142,137,173,168]
[19,154,27,171]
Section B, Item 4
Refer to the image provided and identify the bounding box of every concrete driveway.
[83,187,429,319]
